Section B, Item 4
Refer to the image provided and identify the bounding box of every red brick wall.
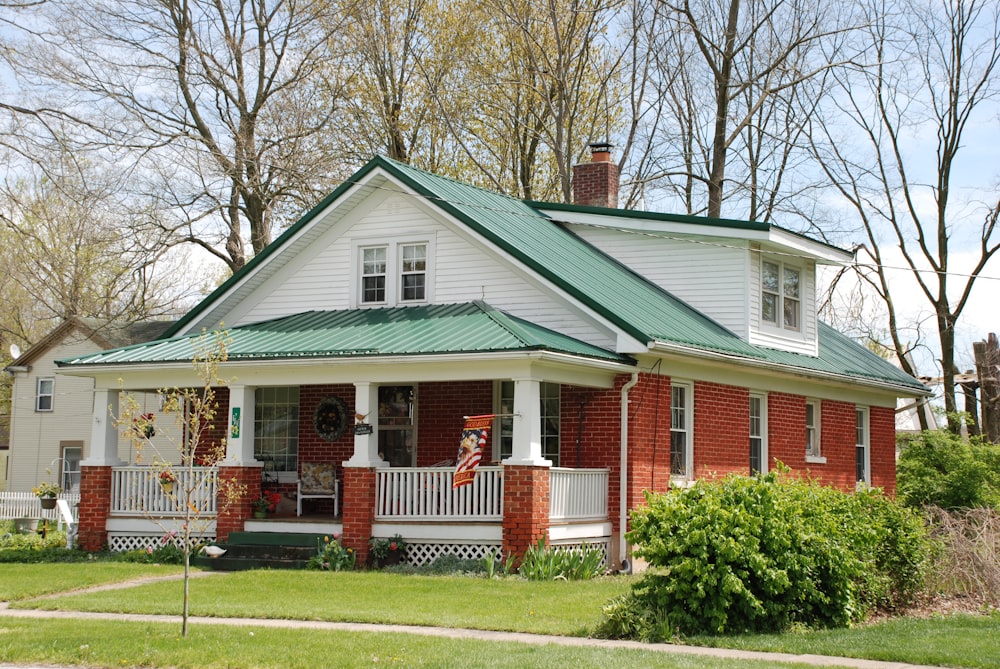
[216,465,260,541]
[814,400,857,490]
[622,373,671,513]
[564,380,627,538]
[768,392,807,471]
[341,467,377,564]
[298,384,356,513]
[694,381,750,478]
[417,381,493,465]
[572,159,619,208]
[502,465,550,562]
[77,466,112,551]
[870,405,897,495]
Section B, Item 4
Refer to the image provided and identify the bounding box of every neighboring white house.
[3,317,174,493]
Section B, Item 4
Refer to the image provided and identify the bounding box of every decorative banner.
[453,414,496,489]
[230,407,241,439]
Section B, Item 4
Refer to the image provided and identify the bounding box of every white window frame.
[351,236,434,308]
[855,406,870,485]
[399,243,428,303]
[253,386,300,482]
[360,245,388,305]
[761,258,802,332]
[36,377,54,412]
[749,392,767,475]
[60,443,83,492]
[805,399,825,463]
[670,381,693,482]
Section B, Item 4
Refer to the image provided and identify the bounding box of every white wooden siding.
[236,193,618,349]
[568,224,750,338]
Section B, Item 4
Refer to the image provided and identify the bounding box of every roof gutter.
[648,340,931,397]
[2,365,29,374]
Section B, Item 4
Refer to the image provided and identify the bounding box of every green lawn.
[2,564,998,669]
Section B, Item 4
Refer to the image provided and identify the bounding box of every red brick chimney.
[572,142,618,208]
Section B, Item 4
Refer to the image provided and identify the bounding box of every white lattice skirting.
[404,541,501,566]
[548,539,611,568]
[108,533,216,553]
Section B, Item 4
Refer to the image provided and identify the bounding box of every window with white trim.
[399,243,427,302]
[750,393,766,475]
[855,407,869,484]
[361,246,388,304]
[36,378,54,412]
[254,387,299,473]
[60,443,82,492]
[354,238,432,307]
[762,259,801,331]
[805,399,822,460]
[670,382,692,479]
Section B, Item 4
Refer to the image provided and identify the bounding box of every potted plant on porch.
[32,481,61,509]
[369,534,407,568]
[252,491,281,518]
[158,469,177,494]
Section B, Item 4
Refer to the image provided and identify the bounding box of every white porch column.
[344,382,387,468]
[82,388,125,466]
[224,384,258,465]
[503,378,551,467]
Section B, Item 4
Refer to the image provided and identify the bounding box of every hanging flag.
[453,414,496,488]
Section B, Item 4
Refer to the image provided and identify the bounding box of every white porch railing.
[0,491,81,524]
[376,466,503,521]
[111,466,218,517]
[549,467,609,521]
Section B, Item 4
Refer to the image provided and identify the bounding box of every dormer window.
[762,260,800,331]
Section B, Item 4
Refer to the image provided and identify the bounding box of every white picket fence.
[0,491,80,525]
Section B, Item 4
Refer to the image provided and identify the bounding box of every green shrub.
[599,472,928,638]
[897,430,1000,510]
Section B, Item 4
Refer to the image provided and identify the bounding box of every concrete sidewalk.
[0,603,944,669]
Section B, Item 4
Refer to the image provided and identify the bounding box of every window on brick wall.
[670,382,692,480]
[856,406,869,484]
[805,399,824,462]
[254,387,299,473]
[495,380,560,464]
[750,393,767,475]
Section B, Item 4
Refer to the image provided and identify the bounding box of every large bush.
[897,430,1000,510]
[598,472,928,638]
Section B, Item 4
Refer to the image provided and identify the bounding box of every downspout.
[619,370,639,570]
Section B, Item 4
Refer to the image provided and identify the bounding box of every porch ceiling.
[57,301,634,373]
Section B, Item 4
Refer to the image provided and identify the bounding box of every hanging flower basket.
[39,497,57,510]
[158,470,176,494]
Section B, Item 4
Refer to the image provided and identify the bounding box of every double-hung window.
[494,381,560,464]
[805,399,824,461]
[749,393,766,475]
[361,246,388,304]
[400,243,427,301]
[855,407,869,484]
[36,378,54,412]
[356,239,431,307]
[670,382,692,479]
[762,260,801,331]
[254,387,300,474]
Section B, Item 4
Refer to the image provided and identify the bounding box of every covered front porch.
[60,303,636,563]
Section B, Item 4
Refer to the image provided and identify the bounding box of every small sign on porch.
[230,407,241,439]
[353,423,374,436]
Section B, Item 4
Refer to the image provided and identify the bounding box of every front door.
[378,386,415,467]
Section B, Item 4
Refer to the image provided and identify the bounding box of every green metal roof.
[157,156,925,394]
[59,302,633,367]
